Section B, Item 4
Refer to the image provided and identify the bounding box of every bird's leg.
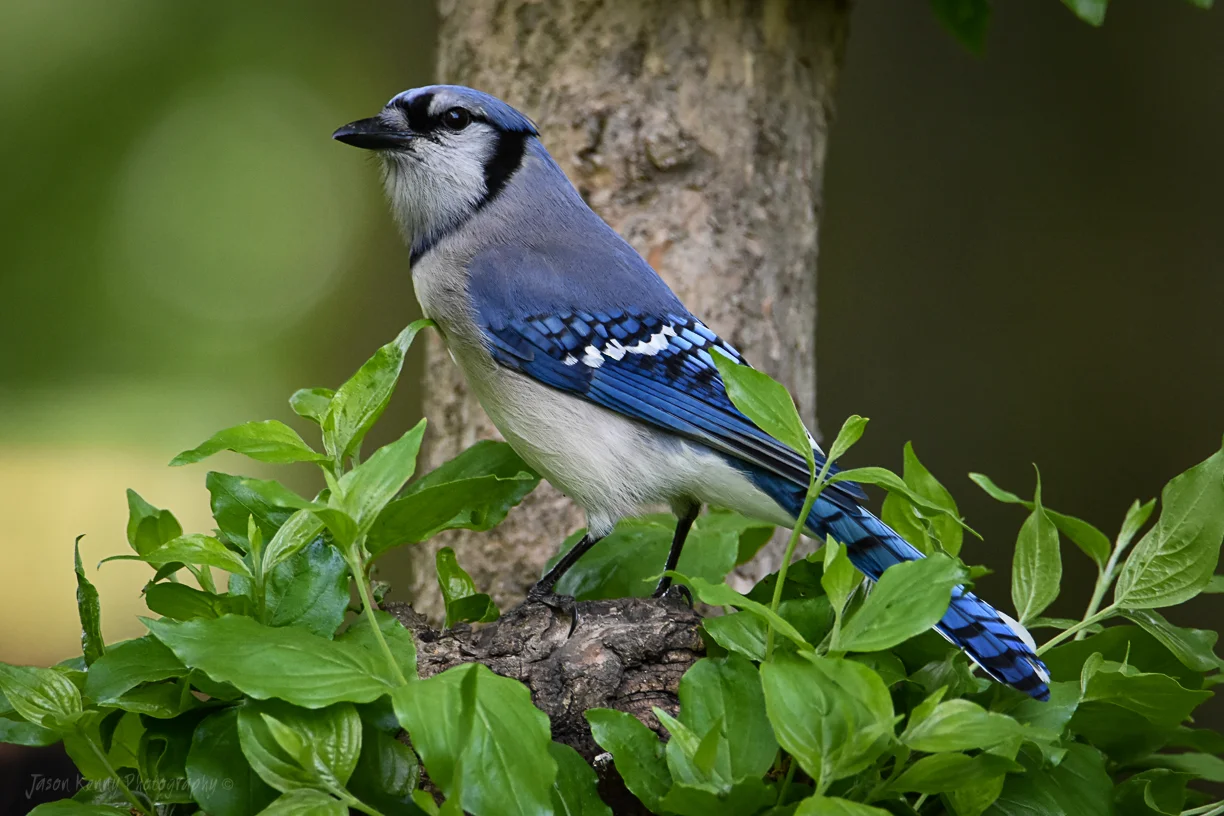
[652,503,701,599]
[527,533,604,603]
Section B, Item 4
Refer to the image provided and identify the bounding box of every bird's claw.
[526,582,579,632]
[653,582,693,607]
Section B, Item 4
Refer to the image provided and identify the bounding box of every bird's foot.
[526,581,578,624]
[653,582,693,607]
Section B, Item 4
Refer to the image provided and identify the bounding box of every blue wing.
[477,304,868,509]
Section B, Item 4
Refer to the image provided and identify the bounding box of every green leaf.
[312,507,359,549]
[986,743,1113,816]
[290,387,337,425]
[1079,658,1212,729]
[677,655,778,783]
[901,698,1025,752]
[1137,752,1224,783]
[901,441,963,555]
[1167,725,1224,754]
[969,473,1111,569]
[1115,444,1224,608]
[347,721,422,814]
[206,472,305,552]
[657,778,775,816]
[144,582,227,620]
[1206,574,1224,593]
[139,534,252,578]
[323,319,433,463]
[436,547,500,628]
[651,707,713,789]
[930,0,991,53]
[833,467,977,536]
[891,752,1023,794]
[1003,680,1080,736]
[1010,474,1061,623]
[585,708,671,812]
[257,790,347,815]
[187,708,278,816]
[58,709,117,780]
[393,662,556,816]
[1121,608,1222,672]
[367,440,539,554]
[1117,498,1157,554]
[826,415,869,467]
[704,598,834,663]
[1061,0,1108,27]
[794,797,892,816]
[125,489,183,557]
[0,664,81,728]
[1044,625,1199,687]
[553,515,739,601]
[335,420,427,535]
[1114,768,1191,816]
[882,493,934,556]
[833,554,966,653]
[238,699,362,792]
[145,615,400,707]
[671,573,811,651]
[83,635,187,702]
[821,539,861,637]
[0,712,60,746]
[138,713,201,805]
[73,538,104,666]
[711,351,814,469]
[236,538,348,638]
[263,509,326,573]
[338,610,418,681]
[550,742,612,816]
[760,654,895,786]
[171,420,327,466]
[849,651,909,687]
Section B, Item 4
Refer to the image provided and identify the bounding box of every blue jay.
[334,85,1050,701]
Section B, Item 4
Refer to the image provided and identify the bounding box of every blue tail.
[750,472,1051,700]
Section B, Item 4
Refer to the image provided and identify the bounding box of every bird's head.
[333,85,539,255]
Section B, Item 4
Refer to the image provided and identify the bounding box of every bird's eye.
[442,108,471,131]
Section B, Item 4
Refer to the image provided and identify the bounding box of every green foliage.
[4,325,1223,816]
[931,0,1213,52]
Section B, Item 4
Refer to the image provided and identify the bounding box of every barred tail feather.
[815,499,1051,701]
[745,465,1051,700]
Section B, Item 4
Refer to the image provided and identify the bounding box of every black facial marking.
[398,92,437,133]
[480,131,528,206]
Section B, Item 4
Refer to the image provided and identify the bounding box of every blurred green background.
[0,0,1220,701]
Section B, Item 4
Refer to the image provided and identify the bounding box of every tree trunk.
[409,0,849,619]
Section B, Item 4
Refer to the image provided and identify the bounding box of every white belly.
[459,347,795,536]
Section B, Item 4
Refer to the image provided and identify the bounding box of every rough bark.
[388,596,703,814]
[410,0,850,618]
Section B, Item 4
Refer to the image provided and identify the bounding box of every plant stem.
[1037,605,1118,655]
[1076,532,1134,640]
[766,458,835,661]
[346,545,408,686]
[914,793,929,812]
[191,564,217,594]
[82,729,154,816]
[775,758,797,805]
[1183,803,1224,816]
[329,783,387,816]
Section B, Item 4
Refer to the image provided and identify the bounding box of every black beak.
[332,116,414,150]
